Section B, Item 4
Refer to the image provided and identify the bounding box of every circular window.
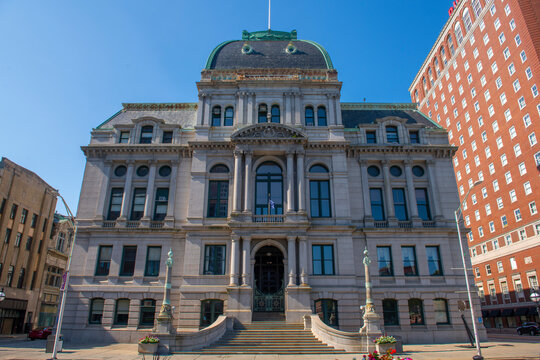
[159,165,171,177]
[136,165,149,177]
[114,165,127,177]
[241,43,253,54]
[367,166,380,177]
[390,166,402,177]
[412,165,425,177]
[285,42,297,54]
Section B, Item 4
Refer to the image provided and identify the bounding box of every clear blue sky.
[0,0,451,212]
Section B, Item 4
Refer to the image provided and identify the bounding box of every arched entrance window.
[253,246,284,312]
[255,162,283,215]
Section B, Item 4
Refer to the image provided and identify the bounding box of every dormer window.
[139,126,153,144]
[224,107,234,126]
[212,106,221,127]
[162,131,173,144]
[386,126,399,143]
[258,104,268,123]
[366,131,377,144]
[119,131,130,144]
[410,131,420,144]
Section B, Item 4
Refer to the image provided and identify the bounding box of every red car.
[28,327,52,340]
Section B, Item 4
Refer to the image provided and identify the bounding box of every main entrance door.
[253,246,284,312]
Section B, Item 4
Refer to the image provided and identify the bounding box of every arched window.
[428,67,433,85]
[463,8,473,32]
[309,165,331,218]
[317,106,327,126]
[114,298,130,326]
[139,125,153,144]
[434,298,450,324]
[208,164,230,218]
[224,107,234,126]
[447,35,455,55]
[212,106,221,127]
[422,77,427,91]
[386,126,399,143]
[434,58,440,76]
[454,23,464,44]
[315,299,338,327]
[408,298,424,325]
[200,299,223,327]
[382,299,399,326]
[139,299,156,326]
[255,162,283,215]
[414,89,419,103]
[258,104,268,123]
[472,0,482,17]
[305,106,314,126]
[440,46,447,66]
[271,105,280,123]
[88,298,104,324]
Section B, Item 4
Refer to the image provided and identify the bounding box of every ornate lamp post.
[359,247,381,352]
[530,290,540,320]
[156,249,174,333]
[454,180,483,360]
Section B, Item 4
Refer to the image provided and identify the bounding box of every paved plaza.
[0,334,539,360]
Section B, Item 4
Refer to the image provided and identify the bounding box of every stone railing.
[304,314,364,352]
[159,315,233,353]
[252,214,285,223]
[126,221,141,228]
[398,221,412,229]
[150,221,164,229]
[102,221,116,228]
[374,221,388,228]
[422,220,436,228]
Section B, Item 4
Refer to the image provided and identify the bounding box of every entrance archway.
[253,246,284,312]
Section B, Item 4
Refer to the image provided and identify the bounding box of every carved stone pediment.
[231,123,306,143]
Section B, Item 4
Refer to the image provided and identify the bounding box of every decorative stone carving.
[231,123,306,142]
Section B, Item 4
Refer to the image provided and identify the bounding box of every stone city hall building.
[64,29,486,345]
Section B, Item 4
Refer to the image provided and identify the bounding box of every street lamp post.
[530,290,540,320]
[52,194,77,360]
[455,179,484,360]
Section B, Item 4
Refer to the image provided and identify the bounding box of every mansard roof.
[340,103,441,129]
[205,30,333,70]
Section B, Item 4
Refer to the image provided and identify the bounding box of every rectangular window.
[426,246,443,276]
[369,188,385,221]
[366,131,377,144]
[95,245,113,276]
[114,299,130,325]
[377,246,393,276]
[10,204,17,219]
[415,188,431,221]
[153,188,169,221]
[510,257,517,270]
[30,214,38,228]
[119,131,130,143]
[392,188,408,221]
[25,236,33,250]
[162,131,173,144]
[130,188,146,220]
[203,245,226,275]
[409,131,419,144]
[6,266,14,287]
[107,188,123,220]
[144,246,161,277]
[4,228,11,244]
[310,180,331,218]
[14,233,21,247]
[402,246,418,276]
[0,198,5,215]
[20,209,28,224]
[312,245,335,275]
[119,246,137,276]
[207,181,229,218]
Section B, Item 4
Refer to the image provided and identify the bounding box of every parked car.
[28,327,52,340]
[517,322,540,336]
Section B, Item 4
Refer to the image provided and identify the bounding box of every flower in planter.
[374,335,397,344]
[139,335,159,344]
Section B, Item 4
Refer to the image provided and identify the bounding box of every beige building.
[0,157,60,334]
[65,29,486,346]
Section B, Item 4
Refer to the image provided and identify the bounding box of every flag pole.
[268,0,271,30]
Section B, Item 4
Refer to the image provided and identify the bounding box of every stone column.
[197,93,204,125]
[285,92,292,124]
[241,236,251,286]
[426,160,443,221]
[297,152,306,213]
[247,93,254,124]
[381,160,396,226]
[294,92,302,125]
[335,94,343,126]
[358,160,373,226]
[236,91,244,125]
[229,236,240,286]
[286,151,295,213]
[298,236,308,286]
[232,150,243,213]
[287,236,297,286]
[142,162,157,221]
[118,161,135,221]
[327,93,336,126]
[405,160,422,227]
[95,160,113,221]
[165,160,179,225]
[203,94,211,127]
[243,151,253,213]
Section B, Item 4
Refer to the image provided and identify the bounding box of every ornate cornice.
[231,123,307,145]
[341,102,418,111]
[346,145,457,158]
[81,145,192,158]
[188,142,234,150]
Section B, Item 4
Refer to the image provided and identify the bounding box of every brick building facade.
[410,0,540,328]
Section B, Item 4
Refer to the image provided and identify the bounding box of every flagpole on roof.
[268,0,271,30]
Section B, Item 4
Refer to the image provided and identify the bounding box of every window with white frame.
[459,135,464,145]
[489,162,495,174]
[482,187,488,198]
[465,163,471,173]
[496,137,503,149]
[474,267,480,277]
[483,33,489,45]
[482,245,488,254]
[497,261,503,273]
[523,114,531,127]
[498,32,506,44]
[500,92,507,105]
[505,171,512,184]
[468,74,473,84]
[504,4,511,15]
[505,234,512,245]
[503,47,510,59]
[494,18,501,30]
[520,50,527,62]
[474,155,480,167]
[472,194,477,204]
[472,140,477,151]
[513,79,521,92]
[491,62,498,74]
[465,112,471,122]
[466,215,471,226]
[478,226,484,237]
[451,96,455,105]
[532,84,538,97]
[454,108,459,118]
[518,96,526,109]
[477,61,483,72]
[514,208,522,221]
[530,201,537,215]
[518,162,527,175]
[509,126,517,138]
[462,98,467,109]
[481,131,487,142]
[524,181,532,195]
[508,63,515,75]
[490,4,496,15]
[493,240,499,250]
[488,105,495,116]
[468,179,474,188]
[493,179,499,191]
[529,133,537,146]
[489,221,495,232]
[496,77,503,89]
[502,215,508,227]
[462,149,467,159]
[457,171,462,180]
[475,101,480,112]
[510,189,517,202]
[485,146,491,158]
[485,203,492,215]
[484,90,491,101]
[510,18,516,30]
[526,67,532,79]
[497,197,503,209]
[504,109,511,121]
[519,229,527,240]
[514,144,522,157]
[515,34,521,46]
[478,171,484,181]
[480,20,485,31]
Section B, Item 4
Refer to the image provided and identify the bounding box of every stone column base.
[285,286,312,323]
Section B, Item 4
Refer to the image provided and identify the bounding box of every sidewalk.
[0,336,539,360]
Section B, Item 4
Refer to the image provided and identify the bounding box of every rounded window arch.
[447,34,455,55]
[414,89,419,103]
[210,164,230,173]
[440,46,447,66]
[428,67,433,85]
[258,103,268,123]
[454,22,464,44]
[317,106,327,126]
[255,162,283,215]
[462,8,473,32]
[305,106,314,126]
[310,164,329,173]
[212,106,222,127]
[434,57,440,77]
[271,105,280,123]
[224,106,234,126]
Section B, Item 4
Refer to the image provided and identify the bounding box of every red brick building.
[409,0,540,329]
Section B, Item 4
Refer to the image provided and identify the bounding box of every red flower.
[391,349,396,354]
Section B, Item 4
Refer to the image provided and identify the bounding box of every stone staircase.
[193,320,348,354]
